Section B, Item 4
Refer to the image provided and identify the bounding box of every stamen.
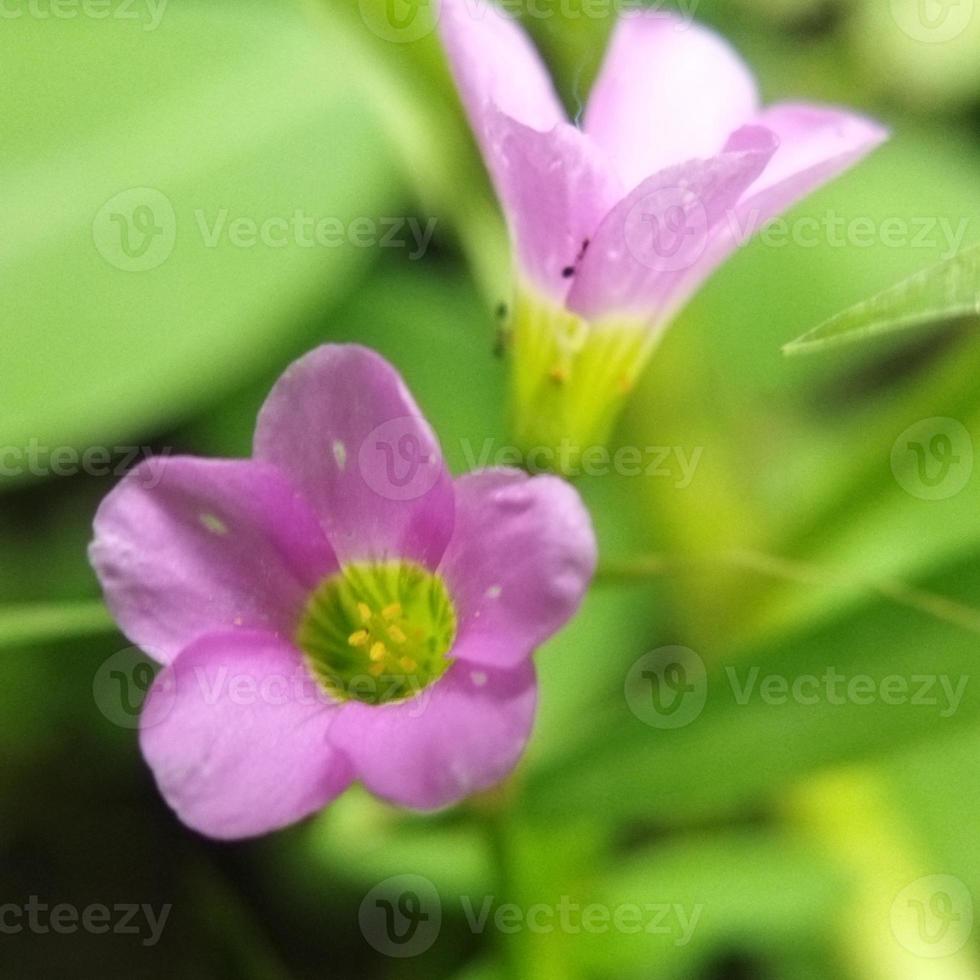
[381,602,402,621]
[348,629,369,647]
[387,625,407,644]
[370,641,387,662]
[357,602,373,624]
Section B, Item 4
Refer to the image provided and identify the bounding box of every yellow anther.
[370,642,387,662]
[399,657,417,673]
[381,602,402,621]
[387,625,407,644]
[548,364,569,384]
[348,629,369,648]
[369,662,384,677]
[357,602,373,624]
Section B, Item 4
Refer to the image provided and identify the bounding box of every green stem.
[597,550,980,635]
[481,806,524,980]
[0,599,115,651]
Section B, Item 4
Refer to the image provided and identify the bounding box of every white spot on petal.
[471,671,488,687]
[485,585,502,599]
[332,440,347,471]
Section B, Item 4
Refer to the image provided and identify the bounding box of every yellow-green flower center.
[297,561,457,706]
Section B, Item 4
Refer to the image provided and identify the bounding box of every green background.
[3,0,980,976]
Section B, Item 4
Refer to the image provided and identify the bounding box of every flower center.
[296,561,457,706]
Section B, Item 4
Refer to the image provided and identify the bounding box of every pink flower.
[439,4,889,464]
[89,345,596,839]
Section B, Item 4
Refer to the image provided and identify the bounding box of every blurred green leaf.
[0,0,400,468]
[526,551,980,826]
[784,245,980,355]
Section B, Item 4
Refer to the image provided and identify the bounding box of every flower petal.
[329,659,537,810]
[484,109,621,300]
[438,469,596,669]
[90,457,336,664]
[664,103,889,317]
[744,102,889,203]
[584,11,759,191]
[253,345,454,568]
[566,126,778,323]
[438,0,565,137]
[140,630,351,840]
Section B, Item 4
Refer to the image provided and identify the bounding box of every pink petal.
[437,469,596,669]
[665,103,890,316]
[90,457,336,665]
[140,630,351,840]
[584,11,759,191]
[329,659,537,810]
[566,126,778,323]
[483,108,622,300]
[253,345,454,568]
[438,0,565,137]
[745,102,889,201]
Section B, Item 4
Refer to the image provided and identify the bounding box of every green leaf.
[525,551,980,827]
[0,0,400,471]
[783,244,980,355]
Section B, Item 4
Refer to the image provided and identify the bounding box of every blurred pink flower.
[439,3,889,460]
[90,345,595,839]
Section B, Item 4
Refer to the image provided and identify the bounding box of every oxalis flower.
[439,3,888,468]
[89,345,596,839]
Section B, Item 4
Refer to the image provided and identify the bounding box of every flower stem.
[0,599,115,651]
